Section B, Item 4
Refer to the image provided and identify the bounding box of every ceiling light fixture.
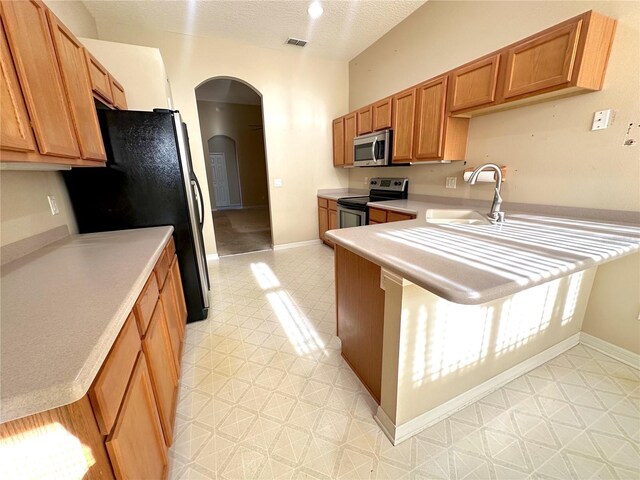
[307,2,323,19]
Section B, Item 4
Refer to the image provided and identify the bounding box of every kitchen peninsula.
[326,200,640,445]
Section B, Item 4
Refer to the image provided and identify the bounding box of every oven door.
[337,205,367,228]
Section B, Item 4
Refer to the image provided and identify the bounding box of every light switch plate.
[591,109,612,131]
[47,195,59,215]
[274,178,283,188]
[445,177,457,189]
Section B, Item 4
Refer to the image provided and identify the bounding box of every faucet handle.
[493,211,505,223]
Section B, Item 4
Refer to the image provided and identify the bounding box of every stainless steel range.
[336,178,409,228]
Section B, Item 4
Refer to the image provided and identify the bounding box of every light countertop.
[326,200,640,305]
[1,226,173,423]
[317,189,366,201]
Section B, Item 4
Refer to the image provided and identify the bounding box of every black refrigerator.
[63,109,210,323]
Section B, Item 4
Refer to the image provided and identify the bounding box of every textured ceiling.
[195,78,261,105]
[82,0,426,61]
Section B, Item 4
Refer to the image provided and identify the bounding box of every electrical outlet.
[274,178,283,188]
[591,109,612,131]
[47,195,59,215]
[364,176,369,185]
[445,177,457,189]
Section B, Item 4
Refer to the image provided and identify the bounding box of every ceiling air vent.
[286,37,307,47]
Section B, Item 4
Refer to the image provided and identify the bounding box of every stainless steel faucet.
[466,163,505,223]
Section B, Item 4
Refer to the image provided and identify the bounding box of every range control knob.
[395,181,401,186]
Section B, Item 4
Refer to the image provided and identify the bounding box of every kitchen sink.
[425,209,491,225]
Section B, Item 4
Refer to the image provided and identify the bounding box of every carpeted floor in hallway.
[212,206,272,256]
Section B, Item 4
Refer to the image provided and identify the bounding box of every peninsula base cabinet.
[0,236,187,480]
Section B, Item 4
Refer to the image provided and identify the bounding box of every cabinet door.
[328,209,337,231]
[110,75,127,109]
[0,16,36,153]
[332,117,344,167]
[170,257,187,327]
[357,106,372,135]
[391,88,416,162]
[46,11,106,162]
[450,54,500,112]
[318,206,329,241]
[504,20,582,99]
[1,0,79,158]
[142,304,178,446]
[106,354,167,480]
[372,97,392,131]
[84,49,114,104]
[413,76,447,160]
[160,267,182,371]
[343,112,356,166]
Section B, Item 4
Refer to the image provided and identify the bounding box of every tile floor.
[169,244,640,479]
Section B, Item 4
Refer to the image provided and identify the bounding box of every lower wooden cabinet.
[0,235,186,480]
[369,207,416,225]
[106,353,168,480]
[142,303,179,447]
[318,197,338,247]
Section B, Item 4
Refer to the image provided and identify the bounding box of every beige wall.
[197,100,269,209]
[95,23,349,254]
[79,38,171,111]
[0,1,98,249]
[46,0,98,39]
[583,253,640,354]
[348,1,640,212]
[0,171,76,247]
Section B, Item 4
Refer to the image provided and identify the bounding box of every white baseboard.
[206,253,219,262]
[376,333,581,445]
[273,239,322,251]
[579,333,640,369]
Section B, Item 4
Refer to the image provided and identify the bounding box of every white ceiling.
[82,0,426,61]
[195,78,261,105]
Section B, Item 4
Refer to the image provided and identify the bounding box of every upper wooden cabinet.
[413,76,447,160]
[372,97,392,131]
[85,50,113,104]
[0,16,36,153]
[449,54,500,112]
[47,11,106,162]
[332,117,345,167]
[357,106,372,135]
[0,0,79,159]
[391,88,416,163]
[344,112,356,166]
[110,75,127,109]
[504,20,582,99]
[0,0,128,167]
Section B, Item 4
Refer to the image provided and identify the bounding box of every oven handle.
[371,138,377,161]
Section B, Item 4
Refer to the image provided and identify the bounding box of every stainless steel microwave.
[353,129,392,167]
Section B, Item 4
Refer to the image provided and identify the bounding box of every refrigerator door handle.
[192,177,205,229]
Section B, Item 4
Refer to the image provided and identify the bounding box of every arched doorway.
[195,78,272,256]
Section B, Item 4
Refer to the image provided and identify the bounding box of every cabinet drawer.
[387,211,415,222]
[84,50,113,104]
[328,199,337,211]
[134,273,159,336]
[89,312,140,434]
[160,266,182,371]
[154,249,170,290]
[318,197,328,208]
[369,208,387,223]
[170,255,188,325]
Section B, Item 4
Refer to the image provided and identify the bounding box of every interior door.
[210,152,230,208]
